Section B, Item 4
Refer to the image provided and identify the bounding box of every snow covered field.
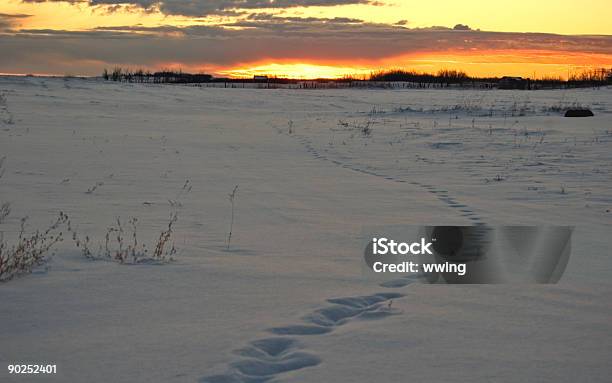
[1,76,611,382]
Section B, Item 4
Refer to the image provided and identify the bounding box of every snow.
[0,76,611,382]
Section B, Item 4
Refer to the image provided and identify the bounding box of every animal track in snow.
[200,293,401,382]
[292,133,486,226]
[270,292,403,335]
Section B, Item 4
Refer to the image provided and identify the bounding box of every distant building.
[253,75,268,82]
[498,76,529,90]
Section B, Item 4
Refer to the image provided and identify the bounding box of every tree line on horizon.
[368,68,612,88]
[102,67,612,89]
[102,68,213,84]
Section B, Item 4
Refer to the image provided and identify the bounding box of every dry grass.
[226,185,238,250]
[0,154,183,283]
[0,156,9,224]
[0,213,68,282]
[69,213,178,264]
[1,157,67,282]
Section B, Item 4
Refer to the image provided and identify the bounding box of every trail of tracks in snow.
[201,129,487,382]
[292,133,487,226]
[291,132,488,288]
[200,293,402,383]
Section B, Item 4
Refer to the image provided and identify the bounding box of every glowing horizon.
[210,49,612,80]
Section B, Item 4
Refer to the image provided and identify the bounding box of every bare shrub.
[542,100,588,114]
[69,214,178,264]
[335,119,373,137]
[152,214,178,261]
[85,181,104,194]
[0,156,8,224]
[0,203,10,224]
[361,121,373,137]
[0,213,68,282]
[287,120,294,134]
[0,94,14,125]
[226,185,238,250]
[168,179,192,207]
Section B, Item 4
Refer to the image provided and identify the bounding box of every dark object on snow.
[564,109,594,117]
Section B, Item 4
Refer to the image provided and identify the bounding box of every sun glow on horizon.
[217,63,373,79]
[218,50,612,80]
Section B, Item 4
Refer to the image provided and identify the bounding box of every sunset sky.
[1,0,611,78]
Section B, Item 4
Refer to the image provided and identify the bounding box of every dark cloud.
[225,14,369,33]
[0,13,32,18]
[23,0,377,16]
[161,0,376,16]
[246,13,363,24]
